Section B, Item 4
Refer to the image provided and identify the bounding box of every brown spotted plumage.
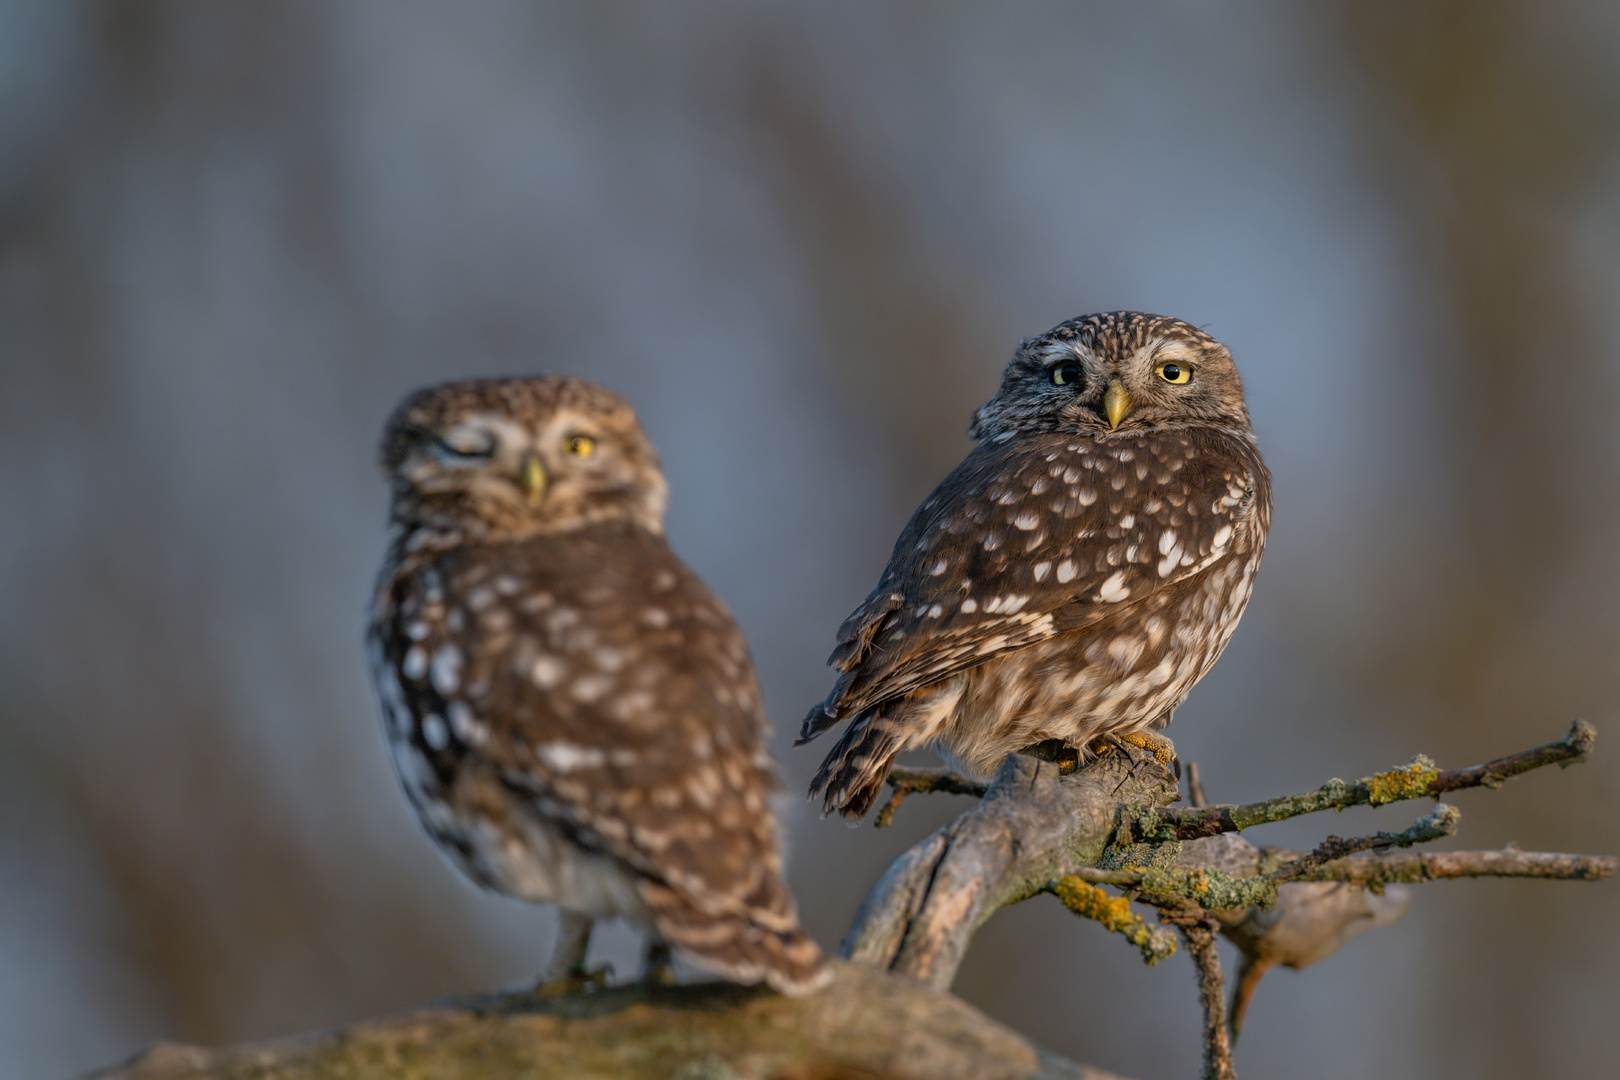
[800,312,1271,819]
[368,377,826,994]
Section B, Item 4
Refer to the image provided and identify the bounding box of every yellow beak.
[1104,379,1130,429]
[519,455,547,505]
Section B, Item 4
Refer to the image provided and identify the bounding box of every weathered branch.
[1271,846,1617,887]
[843,751,1180,988]
[1260,802,1459,883]
[874,766,989,827]
[1172,919,1235,1080]
[85,723,1609,1079]
[83,961,1132,1080]
[1121,720,1595,844]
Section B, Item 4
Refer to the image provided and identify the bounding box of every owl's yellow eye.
[1050,362,1082,386]
[566,434,597,458]
[1156,362,1192,385]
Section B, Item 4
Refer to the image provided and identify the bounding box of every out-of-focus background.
[2,3,1617,1078]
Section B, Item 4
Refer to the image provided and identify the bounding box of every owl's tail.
[638,882,832,996]
[807,708,907,820]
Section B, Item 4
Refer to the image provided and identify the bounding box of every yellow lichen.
[1051,876,1177,965]
[1054,878,1134,931]
[1362,755,1440,806]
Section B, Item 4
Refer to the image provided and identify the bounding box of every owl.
[367,376,827,994]
[800,312,1271,819]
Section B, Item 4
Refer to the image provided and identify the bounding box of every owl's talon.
[1108,729,1179,772]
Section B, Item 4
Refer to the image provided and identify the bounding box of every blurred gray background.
[2,2,1617,1078]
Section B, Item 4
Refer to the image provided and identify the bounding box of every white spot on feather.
[1098,571,1130,602]
[571,674,614,703]
[430,645,462,695]
[1056,560,1078,583]
[537,741,607,771]
[403,646,428,681]
[420,714,449,750]
[530,655,565,688]
[1012,512,1040,531]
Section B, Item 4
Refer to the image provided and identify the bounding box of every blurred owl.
[800,312,1271,818]
[367,376,826,994]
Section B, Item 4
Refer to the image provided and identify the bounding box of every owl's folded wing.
[799,430,1268,740]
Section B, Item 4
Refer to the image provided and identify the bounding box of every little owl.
[800,311,1271,819]
[368,376,827,993]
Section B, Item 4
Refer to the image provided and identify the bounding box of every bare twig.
[1120,720,1595,844]
[873,767,988,828]
[1172,920,1235,1080]
[1185,760,1207,808]
[1268,803,1460,884]
[1274,847,1617,888]
[1067,840,1610,897]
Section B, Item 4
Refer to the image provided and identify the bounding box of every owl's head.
[380,376,667,540]
[971,312,1252,441]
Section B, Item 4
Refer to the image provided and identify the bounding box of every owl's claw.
[1104,730,1179,773]
[1090,730,1179,793]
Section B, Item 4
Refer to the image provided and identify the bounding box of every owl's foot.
[528,964,613,997]
[1092,730,1180,780]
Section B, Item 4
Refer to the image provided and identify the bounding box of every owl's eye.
[434,429,495,459]
[1156,362,1192,385]
[1050,363,1082,387]
[566,434,597,458]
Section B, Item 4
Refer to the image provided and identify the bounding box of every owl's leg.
[531,910,607,995]
[548,909,594,978]
[642,939,678,987]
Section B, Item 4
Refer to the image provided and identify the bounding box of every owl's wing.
[799,428,1269,739]
[389,524,803,936]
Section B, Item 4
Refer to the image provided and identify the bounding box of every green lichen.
[1137,865,1278,912]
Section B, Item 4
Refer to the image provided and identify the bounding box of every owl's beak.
[519,455,547,504]
[1104,379,1131,429]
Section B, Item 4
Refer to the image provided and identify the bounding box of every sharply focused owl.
[367,376,826,994]
[800,312,1271,819]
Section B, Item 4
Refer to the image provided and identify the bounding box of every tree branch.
[1265,803,1460,884]
[83,961,1133,1080]
[1172,920,1235,1080]
[1271,847,1617,887]
[874,766,989,827]
[1120,720,1595,844]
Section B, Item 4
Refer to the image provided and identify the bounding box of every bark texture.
[86,961,1128,1080]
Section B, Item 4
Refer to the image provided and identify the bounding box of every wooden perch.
[86,961,1133,1080]
[83,722,1610,1080]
